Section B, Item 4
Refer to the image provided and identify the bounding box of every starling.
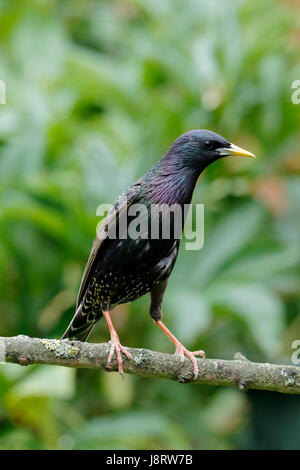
[62,130,255,378]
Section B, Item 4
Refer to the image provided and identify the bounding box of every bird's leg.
[154,319,206,379]
[103,310,132,377]
[150,280,205,379]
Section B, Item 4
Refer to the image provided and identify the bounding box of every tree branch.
[0,335,299,394]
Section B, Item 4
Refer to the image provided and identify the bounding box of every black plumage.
[62,129,255,377]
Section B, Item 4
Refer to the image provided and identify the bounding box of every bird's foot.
[107,333,132,377]
[174,343,206,380]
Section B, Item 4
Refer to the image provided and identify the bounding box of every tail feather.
[61,304,101,342]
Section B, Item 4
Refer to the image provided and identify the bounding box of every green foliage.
[0,0,299,450]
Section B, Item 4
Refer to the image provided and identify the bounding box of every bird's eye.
[203,140,214,151]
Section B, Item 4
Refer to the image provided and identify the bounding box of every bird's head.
[167,129,256,173]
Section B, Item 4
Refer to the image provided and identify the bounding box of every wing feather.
[76,179,141,308]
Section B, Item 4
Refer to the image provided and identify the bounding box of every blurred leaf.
[202,388,248,435]
[166,288,211,343]
[208,282,285,355]
[72,410,189,449]
[11,365,75,399]
[102,372,134,410]
[192,203,265,286]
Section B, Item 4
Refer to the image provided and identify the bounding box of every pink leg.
[154,319,205,379]
[103,311,132,377]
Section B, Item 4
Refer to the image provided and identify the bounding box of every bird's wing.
[76,179,142,308]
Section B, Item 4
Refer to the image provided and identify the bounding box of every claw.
[175,344,206,380]
[154,319,205,380]
[107,333,132,377]
[103,310,132,377]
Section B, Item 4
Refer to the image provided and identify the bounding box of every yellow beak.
[218,143,256,158]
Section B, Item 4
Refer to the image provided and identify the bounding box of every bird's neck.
[146,158,200,207]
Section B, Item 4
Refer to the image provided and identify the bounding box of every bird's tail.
[61,303,101,342]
